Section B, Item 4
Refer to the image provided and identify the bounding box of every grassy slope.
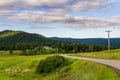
[0,51,119,80]
[0,31,21,38]
[71,49,120,60]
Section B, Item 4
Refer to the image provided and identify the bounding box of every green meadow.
[71,49,120,60]
[0,51,119,80]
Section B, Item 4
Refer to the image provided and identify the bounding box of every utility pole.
[105,30,111,54]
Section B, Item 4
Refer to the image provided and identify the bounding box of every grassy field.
[71,49,120,60]
[0,51,119,80]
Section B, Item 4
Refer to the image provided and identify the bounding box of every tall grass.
[71,49,120,60]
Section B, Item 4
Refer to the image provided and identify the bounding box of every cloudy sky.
[0,0,120,38]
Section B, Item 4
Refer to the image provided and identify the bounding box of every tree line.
[0,30,113,55]
[0,40,109,55]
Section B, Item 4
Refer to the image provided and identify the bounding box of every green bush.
[36,55,69,74]
[27,50,37,55]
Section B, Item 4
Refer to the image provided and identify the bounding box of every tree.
[15,43,28,55]
[9,45,14,55]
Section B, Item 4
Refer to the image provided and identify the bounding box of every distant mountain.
[0,30,50,47]
[50,37,120,47]
[0,30,119,47]
[0,30,115,52]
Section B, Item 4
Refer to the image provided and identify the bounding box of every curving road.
[61,54,120,76]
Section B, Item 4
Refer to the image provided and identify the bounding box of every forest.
[0,30,113,55]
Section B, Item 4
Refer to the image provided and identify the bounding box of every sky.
[0,0,120,38]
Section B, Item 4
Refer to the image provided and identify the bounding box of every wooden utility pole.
[105,30,111,54]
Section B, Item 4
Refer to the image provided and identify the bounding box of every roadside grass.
[71,49,120,60]
[0,51,119,80]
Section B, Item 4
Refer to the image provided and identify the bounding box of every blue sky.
[0,0,120,38]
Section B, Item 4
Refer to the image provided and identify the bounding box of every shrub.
[36,55,69,74]
[27,50,37,55]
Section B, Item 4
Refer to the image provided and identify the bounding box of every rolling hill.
[0,30,118,53]
[1,30,119,47]
[0,30,49,44]
[50,37,120,47]
[0,30,53,50]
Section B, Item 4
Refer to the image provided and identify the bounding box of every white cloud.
[7,11,120,29]
[24,0,71,7]
[113,15,120,20]
[0,0,16,6]
[8,11,71,23]
[0,0,119,29]
[0,10,11,15]
[0,0,116,12]
[69,0,106,12]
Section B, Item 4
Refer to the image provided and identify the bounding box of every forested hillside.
[0,30,49,49]
[0,30,108,54]
[50,37,120,47]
